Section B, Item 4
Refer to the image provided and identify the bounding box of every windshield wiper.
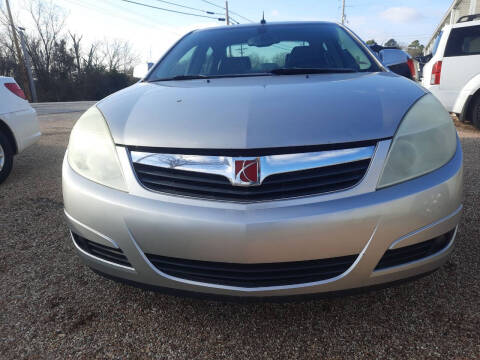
[148,73,276,82]
[148,69,357,82]
[270,68,357,75]
[150,75,209,82]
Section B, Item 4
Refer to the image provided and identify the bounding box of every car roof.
[448,19,480,29]
[193,21,340,33]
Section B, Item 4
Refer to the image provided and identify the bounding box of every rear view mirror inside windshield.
[247,33,279,47]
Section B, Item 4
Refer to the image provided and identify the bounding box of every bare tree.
[101,38,139,73]
[83,42,102,70]
[69,31,82,73]
[0,0,137,101]
[0,1,34,78]
[0,3,16,66]
[28,0,66,75]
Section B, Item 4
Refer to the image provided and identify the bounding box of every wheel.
[0,131,13,184]
[472,95,480,130]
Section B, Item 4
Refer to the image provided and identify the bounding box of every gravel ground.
[0,111,479,359]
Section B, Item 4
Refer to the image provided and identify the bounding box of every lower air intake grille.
[375,229,455,270]
[145,253,358,287]
[71,232,132,267]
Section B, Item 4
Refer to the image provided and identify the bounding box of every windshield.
[147,23,380,81]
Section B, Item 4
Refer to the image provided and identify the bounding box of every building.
[425,0,480,53]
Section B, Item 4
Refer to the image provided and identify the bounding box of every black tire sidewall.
[473,96,480,130]
[0,131,14,184]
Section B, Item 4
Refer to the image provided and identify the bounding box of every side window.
[432,31,443,56]
[336,29,372,70]
[444,25,480,56]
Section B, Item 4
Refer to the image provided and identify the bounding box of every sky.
[7,0,453,63]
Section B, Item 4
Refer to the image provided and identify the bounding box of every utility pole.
[341,0,346,25]
[225,1,230,25]
[5,0,32,101]
[18,27,37,102]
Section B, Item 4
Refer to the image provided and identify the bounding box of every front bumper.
[63,140,463,297]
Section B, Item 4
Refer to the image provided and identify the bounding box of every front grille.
[375,229,455,270]
[133,159,370,201]
[145,253,358,287]
[71,232,132,267]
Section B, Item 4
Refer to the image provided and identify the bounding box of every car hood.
[97,72,426,149]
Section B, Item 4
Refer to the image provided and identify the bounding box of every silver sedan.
[62,22,462,299]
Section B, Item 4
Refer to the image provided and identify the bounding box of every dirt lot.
[0,109,479,359]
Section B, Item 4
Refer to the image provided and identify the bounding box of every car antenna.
[260,11,266,24]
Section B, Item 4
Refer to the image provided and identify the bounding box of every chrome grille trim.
[130,146,375,186]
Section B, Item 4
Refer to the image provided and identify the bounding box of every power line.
[118,0,226,21]
[63,0,183,35]
[200,0,254,22]
[152,0,223,16]
[228,9,254,23]
[200,0,224,9]
[346,2,379,7]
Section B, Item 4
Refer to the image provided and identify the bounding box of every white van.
[422,14,480,129]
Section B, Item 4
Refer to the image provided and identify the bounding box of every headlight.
[67,106,127,191]
[377,94,457,189]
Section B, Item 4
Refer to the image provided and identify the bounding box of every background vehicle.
[422,14,480,129]
[0,76,41,183]
[414,54,433,80]
[369,45,419,81]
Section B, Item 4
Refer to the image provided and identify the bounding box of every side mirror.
[378,49,408,67]
[133,62,154,79]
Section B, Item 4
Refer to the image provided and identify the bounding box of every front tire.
[472,95,480,130]
[0,131,13,184]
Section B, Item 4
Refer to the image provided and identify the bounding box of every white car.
[422,15,480,128]
[0,76,41,183]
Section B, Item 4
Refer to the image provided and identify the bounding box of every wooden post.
[5,0,32,101]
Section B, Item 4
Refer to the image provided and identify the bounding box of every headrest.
[464,37,480,53]
[218,57,252,74]
[286,46,326,68]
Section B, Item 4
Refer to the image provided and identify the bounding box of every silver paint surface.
[97,72,426,149]
[62,48,463,296]
[62,140,463,296]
